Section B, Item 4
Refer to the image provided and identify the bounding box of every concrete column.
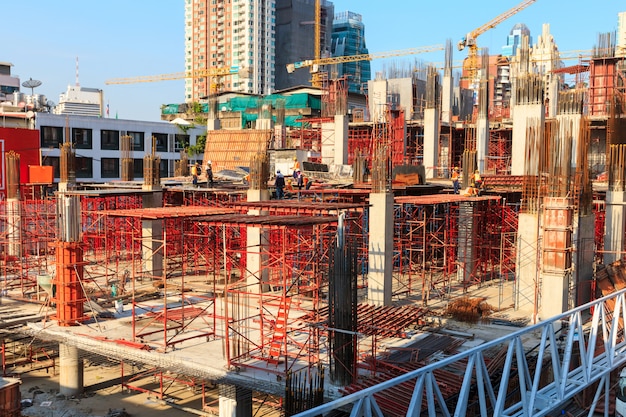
[59,343,83,397]
[256,118,272,130]
[441,72,453,125]
[142,191,164,279]
[207,118,221,131]
[423,107,439,179]
[456,202,475,284]
[511,103,544,176]
[246,189,270,292]
[218,384,252,417]
[516,212,540,320]
[573,213,595,306]
[334,114,349,166]
[367,192,394,306]
[475,117,488,174]
[603,191,626,265]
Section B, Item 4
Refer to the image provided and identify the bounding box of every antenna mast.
[75,57,80,87]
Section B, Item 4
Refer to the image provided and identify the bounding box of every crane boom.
[105,66,241,85]
[458,0,536,51]
[286,44,444,74]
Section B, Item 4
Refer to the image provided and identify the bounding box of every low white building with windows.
[35,113,206,182]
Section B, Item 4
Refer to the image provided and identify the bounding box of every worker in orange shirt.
[451,167,460,194]
[291,157,300,178]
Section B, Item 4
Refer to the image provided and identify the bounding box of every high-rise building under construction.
[184,0,276,101]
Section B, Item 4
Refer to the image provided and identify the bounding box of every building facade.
[274,0,334,90]
[53,85,104,117]
[184,0,277,101]
[36,113,205,183]
[0,62,19,104]
[331,11,370,94]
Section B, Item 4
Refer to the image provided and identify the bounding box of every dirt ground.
[15,363,209,417]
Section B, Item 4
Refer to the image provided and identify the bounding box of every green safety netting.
[162,93,320,128]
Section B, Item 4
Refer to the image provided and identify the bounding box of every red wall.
[0,127,41,198]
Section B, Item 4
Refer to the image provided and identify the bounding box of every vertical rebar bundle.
[175,152,189,177]
[425,66,439,110]
[59,142,76,185]
[608,144,626,192]
[328,217,358,386]
[120,135,134,182]
[557,90,585,115]
[284,364,325,416]
[515,74,544,106]
[542,119,572,198]
[461,149,476,189]
[249,152,269,190]
[5,151,20,200]
[370,143,389,193]
[352,149,368,184]
[521,118,543,213]
[594,32,616,58]
[478,50,490,118]
[575,117,592,215]
[143,155,161,187]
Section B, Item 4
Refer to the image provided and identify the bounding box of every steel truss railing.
[296,288,626,417]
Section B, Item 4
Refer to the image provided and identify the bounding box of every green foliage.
[187,134,207,156]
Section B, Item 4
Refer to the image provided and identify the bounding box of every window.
[72,128,92,149]
[133,159,144,178]
[101,130,120,150]
[174,134,189,152]
[101,158,119,178]
[75,157,93,178]
[153,133,168,152]
[41,126,63,148]
[128,131,145,152]
[43,156,60,178]
[160,159,169,178]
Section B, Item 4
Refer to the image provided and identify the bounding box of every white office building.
[35,113,205,183]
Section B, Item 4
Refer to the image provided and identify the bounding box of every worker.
[451,167,460,194]
[471,169,483,196]
[275,170,285,199]
[192,162,200,187]
[205,160,214,186]
[291,157,300,178]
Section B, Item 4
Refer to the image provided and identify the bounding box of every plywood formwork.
[203,130,272,171]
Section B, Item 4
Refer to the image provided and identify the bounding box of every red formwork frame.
[348,125,373,167]
[201,215,338,378]
[0,197,56,299]
[593,195,606,265]
[392,195,517,304]
[487,128,512,175]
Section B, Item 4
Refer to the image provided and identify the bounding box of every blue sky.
[3,1,624,122]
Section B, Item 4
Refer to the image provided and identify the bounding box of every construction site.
[2,2,626,417]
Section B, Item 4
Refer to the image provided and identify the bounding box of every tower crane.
[105,66,245,95]
[286,44,444,74]
[458,0,536,85]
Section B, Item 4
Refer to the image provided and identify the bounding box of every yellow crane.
[105,66,245,94]
[458,0,536,84]
[286,44,444,74]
